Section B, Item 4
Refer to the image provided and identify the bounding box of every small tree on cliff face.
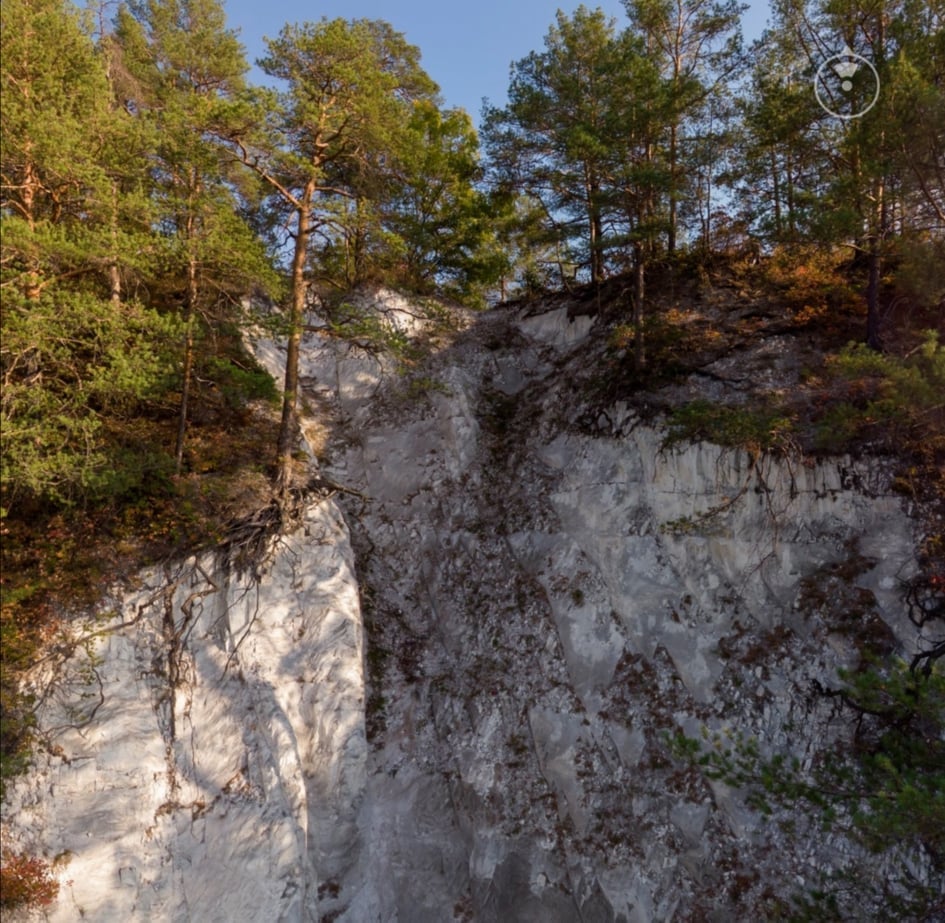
[673,654,945,919]
[228,18,438,492]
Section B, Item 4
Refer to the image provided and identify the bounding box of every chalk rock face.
[3,288,932,922]
[301,295,920,922]
[3,502,364,922]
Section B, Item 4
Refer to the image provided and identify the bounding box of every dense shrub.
[665,398,797,454]
[0,853,59,911]
[815,330,945,455]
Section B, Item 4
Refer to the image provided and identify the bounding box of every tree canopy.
[4,0,942,510]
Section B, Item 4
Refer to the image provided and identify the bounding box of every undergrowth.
[669,658,945,920]
[0,853,60,912]
[812,330,945,455]
[664,399,797,454]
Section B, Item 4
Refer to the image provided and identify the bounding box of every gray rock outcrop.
[3,288,935,921]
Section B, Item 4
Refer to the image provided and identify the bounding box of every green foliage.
[244,17,503,305]
[838,663,945,852]
[483,7,667,283]
[0,674,35,795]
[623,0,744,252]
[1,291,181,507]
[1,0,113,221]
[894,237,945,310]
[326,307,415,361]
[665,399,797,453]
[0,852,59,912]
[484,0,743,283]
[204,356,279,409]
[815,331,945,453]
[400,376,452,401]
[672,658,945,918]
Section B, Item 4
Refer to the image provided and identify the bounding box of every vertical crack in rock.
[307,292,925,922]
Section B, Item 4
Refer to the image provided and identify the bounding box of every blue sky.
[223,1,774,124]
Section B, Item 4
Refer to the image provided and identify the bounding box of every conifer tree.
[483,7,669,361]
[1,0,175,507]
[113,0,276,473]
[483,7,626,284]
[728,20,828,244]
[622,0,745,254]
[385,102,505,302]
[736,0,945,346]
[227,18,439,492]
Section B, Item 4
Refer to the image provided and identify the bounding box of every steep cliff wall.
[2,289,933,921]
[302,293,923,922]
[3,501,364,921]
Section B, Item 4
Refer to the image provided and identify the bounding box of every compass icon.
[814,45,880,119]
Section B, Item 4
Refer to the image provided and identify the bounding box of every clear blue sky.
[223,1,773,124]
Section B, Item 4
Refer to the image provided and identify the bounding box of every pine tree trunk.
[109,184,122,305]
[175,184,200,475]
[668,123,678,255]
[865,13,888,352]
[585,165,604,284]
[865,179,886,351]
[22,155,42,299]
[865,239,882,351]
[633,242,646,372]
[770,149,782,239]
[786,149,796,240]
[174,255,197,475]
[276,181,315,494]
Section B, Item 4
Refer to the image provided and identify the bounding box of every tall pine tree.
[113,0,277,473]
[1,0,175,507]
[228,18,439,492]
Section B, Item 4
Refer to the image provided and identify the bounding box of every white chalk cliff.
[3,289,937,921]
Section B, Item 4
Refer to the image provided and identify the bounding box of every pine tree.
[228,18,439,492]
[734,0,944,344]
[483,7,670,362]
[483,7,626,285]
[728,21,829,244]
[601,27,671,369]
[113,0,277,474]
[1,0,176,507]
[622,0,745,253]
[385,102,504,302]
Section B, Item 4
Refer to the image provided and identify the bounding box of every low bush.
[814,330,945,455]
[761,246,860,330]
[0,853,59,912]
[665,399,797,454]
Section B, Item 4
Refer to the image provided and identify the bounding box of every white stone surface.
[3,501,363,923]
[4,288,933,922]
